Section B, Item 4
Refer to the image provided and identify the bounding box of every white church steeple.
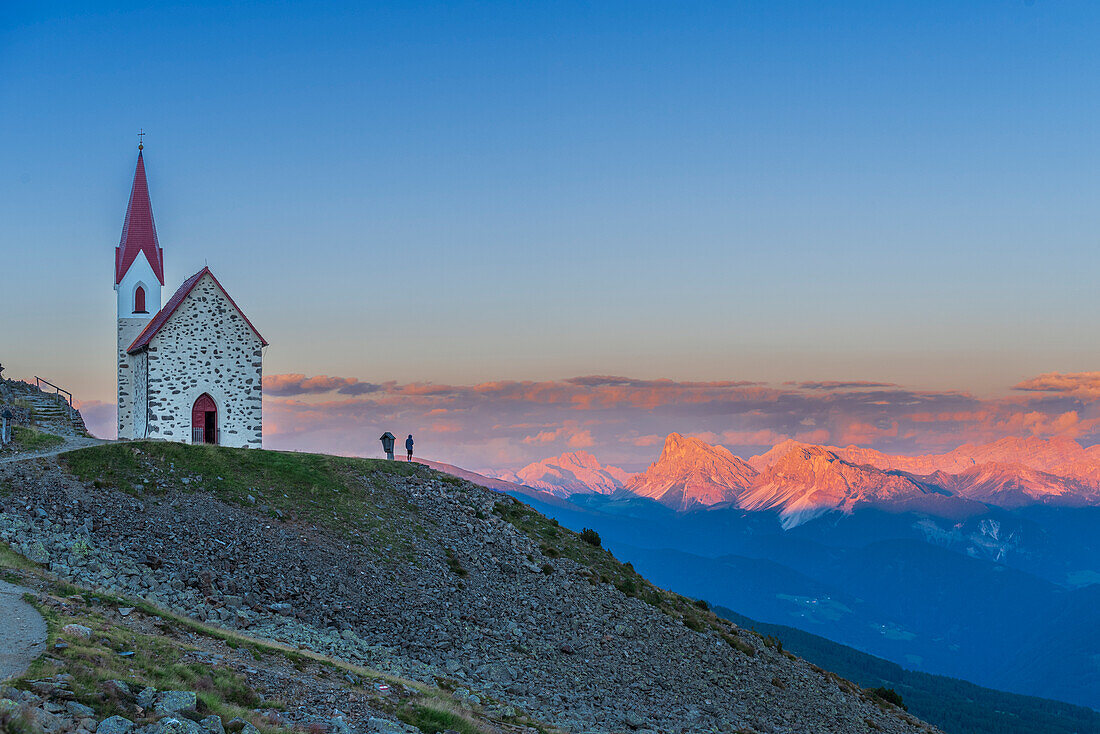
[115,145,164,316]
[116,144,164,438]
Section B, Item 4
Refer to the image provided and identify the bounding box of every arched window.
[134,286,147,314]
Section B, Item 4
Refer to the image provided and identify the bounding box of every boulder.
[103,681,132,698]
[366,718,417,734]
[153,691,196,715]
[136,687,157,710]
[224,718,259,734]
[157,718,205,734]
[199,716,225,734]
[61,624,93,638]
[26,540,50,564]
[66,701,96,718]
[98,716,135,734]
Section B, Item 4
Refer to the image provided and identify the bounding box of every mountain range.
[500,433,1100,526]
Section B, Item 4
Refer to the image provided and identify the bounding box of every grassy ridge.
[61,442,428,558]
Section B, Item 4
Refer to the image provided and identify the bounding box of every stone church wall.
[142,274,264,448]
[132,350,149,438]
[117,317,152,440]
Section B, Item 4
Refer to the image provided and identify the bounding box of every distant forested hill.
[715,606,1100,734]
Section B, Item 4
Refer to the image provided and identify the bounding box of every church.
[115,145,267,447]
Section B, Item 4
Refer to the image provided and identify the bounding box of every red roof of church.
[115,151,165,285]
[127,267,268,353]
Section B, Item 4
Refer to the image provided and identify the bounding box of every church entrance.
[191,393,218,445]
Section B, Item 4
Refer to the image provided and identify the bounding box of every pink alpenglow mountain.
[505,451,633,498]
[825,435,1099,479]
[738,445,937,528]
[514,433,1100,526]
[933,463,1100,507]
[623,433,759,511]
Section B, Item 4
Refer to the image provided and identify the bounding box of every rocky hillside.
[0,442,939,734]
[0,540,528,734]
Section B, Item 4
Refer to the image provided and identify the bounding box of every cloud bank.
[78,372,1100,474]
[255,372,1100,474]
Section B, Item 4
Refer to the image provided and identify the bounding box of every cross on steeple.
[138,129,145,150]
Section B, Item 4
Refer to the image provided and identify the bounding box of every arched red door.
[191,394,217,444]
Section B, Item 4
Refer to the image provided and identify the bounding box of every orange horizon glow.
[69,370,1100,474]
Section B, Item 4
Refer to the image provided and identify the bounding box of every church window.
[134,286,147,314]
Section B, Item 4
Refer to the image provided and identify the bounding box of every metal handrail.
[34,376,73,408]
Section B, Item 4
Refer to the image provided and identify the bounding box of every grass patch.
[682,614,706,632]
[444,548,468,578]
[0,541,40,573]
[867,686,907,711]
[0,710,36,734]
[397,699,491,734]
[60,442,426,557]
[10,426,65,452]
[723,633,756,657]
[18,600,285,733]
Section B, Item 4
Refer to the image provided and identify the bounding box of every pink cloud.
[794,428,831,444]
[1014,372,1100,399]
[720,429,791,446]
[522,430,561,445]
[263,373,375,396]
[73,399,116,440]
[839,421,899,445]
[787,381,899,390]
[567,430,596,449]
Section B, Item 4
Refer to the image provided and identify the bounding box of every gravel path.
[0,436,106,465]
[0,579,47,681]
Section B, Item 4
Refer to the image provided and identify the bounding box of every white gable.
[140,273,265,447]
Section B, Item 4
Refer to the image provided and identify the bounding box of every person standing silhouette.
[405,433,414,462]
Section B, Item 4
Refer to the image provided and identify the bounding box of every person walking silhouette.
[405,434,414,462]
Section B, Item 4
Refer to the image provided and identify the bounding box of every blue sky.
[4,1,1100,463]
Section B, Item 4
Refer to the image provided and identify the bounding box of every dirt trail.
[0,579,47,681]
[0,436,106,465]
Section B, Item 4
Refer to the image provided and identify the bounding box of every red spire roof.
[114,151,165,285]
